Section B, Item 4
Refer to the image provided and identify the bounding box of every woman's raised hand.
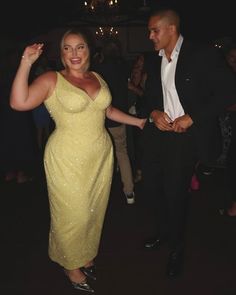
[21,43,44,66]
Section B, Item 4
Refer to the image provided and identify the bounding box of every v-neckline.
[57,71,102,102]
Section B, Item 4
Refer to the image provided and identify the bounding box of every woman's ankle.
[84,260,94,268]
[65,268,86,283]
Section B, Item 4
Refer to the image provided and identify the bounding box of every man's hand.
[172,114,193,133]
[151,110,174,131]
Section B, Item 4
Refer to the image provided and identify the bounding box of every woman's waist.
[50,127,110,143]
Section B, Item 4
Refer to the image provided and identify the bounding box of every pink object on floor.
[190,174,200,191]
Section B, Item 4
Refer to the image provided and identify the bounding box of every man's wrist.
[150,110,159,122]
[149,110,156,123]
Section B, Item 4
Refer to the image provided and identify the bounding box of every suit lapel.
[175,40,193,108]
[175,41,191,87]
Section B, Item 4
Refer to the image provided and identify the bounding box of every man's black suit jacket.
[142,40,236,163]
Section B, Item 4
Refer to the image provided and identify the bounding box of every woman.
[10,28,146,292]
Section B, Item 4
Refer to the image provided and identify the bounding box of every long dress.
[44,71,114,270]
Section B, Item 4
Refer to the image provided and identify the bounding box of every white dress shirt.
[159,35,185,121]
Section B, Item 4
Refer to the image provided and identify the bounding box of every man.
[141,9,236,279]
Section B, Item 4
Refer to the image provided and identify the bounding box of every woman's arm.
[106,105,146,129]
[10,43,53,111]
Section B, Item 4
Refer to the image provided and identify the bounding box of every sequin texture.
[44,72,114,269]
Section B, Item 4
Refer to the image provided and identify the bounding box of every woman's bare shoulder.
[32,70,58,98]
[36,70,57,82]
[33,70,57,88]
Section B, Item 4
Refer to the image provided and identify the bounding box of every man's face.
[148,15,173,52]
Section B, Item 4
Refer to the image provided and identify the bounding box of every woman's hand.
[138,118,147,129]
[21,43,44,66]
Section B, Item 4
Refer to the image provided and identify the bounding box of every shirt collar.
[159,35,184,59]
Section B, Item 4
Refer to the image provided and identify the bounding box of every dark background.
[0,0,235,42]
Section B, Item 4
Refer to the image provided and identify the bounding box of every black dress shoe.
[166,250,184,279]
[144,237,161,250]
[80,265,97,280]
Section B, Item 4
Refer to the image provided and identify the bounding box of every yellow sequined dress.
[44,72,114,270]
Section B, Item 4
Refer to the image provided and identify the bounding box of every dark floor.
[0,163,236,295]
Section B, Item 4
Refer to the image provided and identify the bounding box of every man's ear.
[169,24,176,34]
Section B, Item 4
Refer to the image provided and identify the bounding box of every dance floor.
[0,163,236,295]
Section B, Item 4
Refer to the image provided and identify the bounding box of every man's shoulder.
[182,39,217,56]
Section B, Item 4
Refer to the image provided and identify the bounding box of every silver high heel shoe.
[80,265,97,280]
[64,269,94,293]
[71,280,94,292]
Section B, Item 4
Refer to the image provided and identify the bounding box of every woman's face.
[61,33,90,72]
